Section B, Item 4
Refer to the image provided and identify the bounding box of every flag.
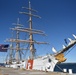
[64,39,68,44]
[0,44,9,52]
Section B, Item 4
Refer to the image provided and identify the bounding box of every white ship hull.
[27,55,58,71]
[6,54,58,72]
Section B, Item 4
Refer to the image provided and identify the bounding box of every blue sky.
[0,0,76,63]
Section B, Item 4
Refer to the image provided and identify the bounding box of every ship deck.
[0,67,75,75]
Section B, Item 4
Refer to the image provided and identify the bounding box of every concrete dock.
[0,67,75,75]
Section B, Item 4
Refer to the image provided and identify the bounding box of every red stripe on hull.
[26,59,33,69]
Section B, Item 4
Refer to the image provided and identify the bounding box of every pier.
[0,67,73,75]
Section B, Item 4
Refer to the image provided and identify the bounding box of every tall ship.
[2,1,76,74]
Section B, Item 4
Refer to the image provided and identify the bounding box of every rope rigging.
[65,44,76,56]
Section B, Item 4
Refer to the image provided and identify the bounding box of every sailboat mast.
[13,18,22,62]
[9,30,14,64]
[28,1,35,59]
[19,1,43,59]
[16,25,20,62]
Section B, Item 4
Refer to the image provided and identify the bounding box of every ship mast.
[14,18,22,62]
[20,1,41,59]
[28,1,35,59]
[8,18,23,63]
[9,30,14,64]
[14,18,24,62]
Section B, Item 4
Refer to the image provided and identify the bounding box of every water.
[54,63,76,73]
